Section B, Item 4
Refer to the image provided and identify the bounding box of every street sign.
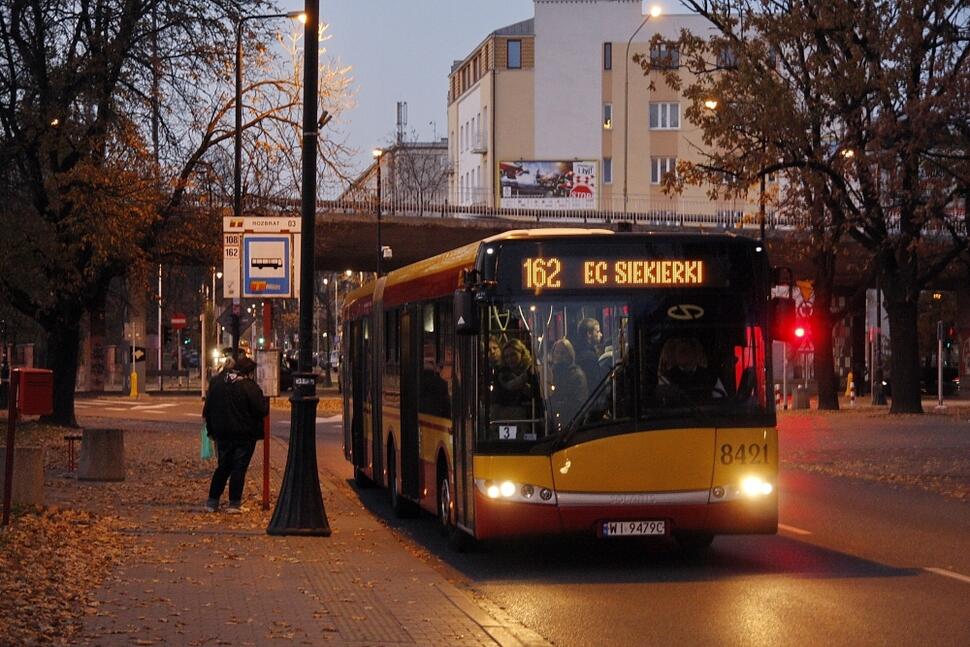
[223,217,300,300]
[223,232,241,299]
[243,234,292,297]
[216,306,255,335]
[170,313,187,330]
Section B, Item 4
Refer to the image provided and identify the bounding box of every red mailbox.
[16,368,53,416]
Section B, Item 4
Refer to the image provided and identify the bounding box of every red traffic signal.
[794,325,806,339]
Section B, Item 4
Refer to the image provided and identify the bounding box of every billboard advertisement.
[499,160,598,210]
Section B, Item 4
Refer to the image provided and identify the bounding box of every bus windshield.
[482,291,770,449]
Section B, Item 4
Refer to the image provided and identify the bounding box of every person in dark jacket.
[548,339,588,431]
[202,356,269,513]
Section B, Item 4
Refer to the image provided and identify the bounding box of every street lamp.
[372,148,384,276]
[267,0,331,536]
[232,9,305,358]
[622,5,661,217]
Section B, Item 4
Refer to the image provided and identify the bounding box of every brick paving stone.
[73,421,547,646]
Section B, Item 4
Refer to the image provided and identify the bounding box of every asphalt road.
[78,396,970,646]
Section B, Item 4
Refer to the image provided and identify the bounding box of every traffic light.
[163,326,172,344]
[793,319,812,348]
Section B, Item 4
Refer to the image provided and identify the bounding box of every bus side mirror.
[770,297,796,342]
[454,290,479,335]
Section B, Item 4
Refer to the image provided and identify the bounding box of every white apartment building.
[448,0,749,216]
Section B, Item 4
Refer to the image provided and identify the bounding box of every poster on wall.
[499,160,598,210]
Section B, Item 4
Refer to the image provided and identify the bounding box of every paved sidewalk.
[69,425,549,646]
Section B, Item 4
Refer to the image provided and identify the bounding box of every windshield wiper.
[552,360,624,450]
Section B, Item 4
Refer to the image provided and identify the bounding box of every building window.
[649,43,680,69]
[603,158,613,184]
[603,103,613,129]
[604,42,612,70]
[717,47,738,69]
[507,40,522,69]
[649,102,680,129]
[651,157,677,184]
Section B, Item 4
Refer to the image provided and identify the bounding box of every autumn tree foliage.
[645,0,970,413]
[0,1,353,425]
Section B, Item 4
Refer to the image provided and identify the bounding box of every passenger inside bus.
[657,336,726,400]
[490,338,542,431]
[547,339,588,431]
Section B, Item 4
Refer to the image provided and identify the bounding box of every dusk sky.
[280,0,535,181]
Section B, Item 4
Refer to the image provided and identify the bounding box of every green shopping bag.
[200,422,214,460]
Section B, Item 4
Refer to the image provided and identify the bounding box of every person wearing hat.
[202,355,269,513]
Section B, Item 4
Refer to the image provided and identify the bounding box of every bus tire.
[436,461,452,537]
[674,531,714,556]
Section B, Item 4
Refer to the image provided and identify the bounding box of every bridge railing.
[234,193,965,236]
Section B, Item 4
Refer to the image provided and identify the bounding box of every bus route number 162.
[523,257,562,290]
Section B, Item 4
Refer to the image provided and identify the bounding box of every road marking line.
[924,567,970,584]
[104,407,127,412]
[316,415,341,423]
[778,523,812,535]
[130,404,176,411]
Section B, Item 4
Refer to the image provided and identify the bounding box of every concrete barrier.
[0,446,44,506]
[78,428,125,481]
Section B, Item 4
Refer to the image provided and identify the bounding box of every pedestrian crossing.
[75,398,201,417]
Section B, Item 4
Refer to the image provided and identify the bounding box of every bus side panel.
[342,320,351,462]
[399,307,421,499]
[349,321,367,474]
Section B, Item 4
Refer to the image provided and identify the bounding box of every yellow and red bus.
[342,229,785,551]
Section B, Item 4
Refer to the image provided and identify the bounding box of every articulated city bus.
[342,229,787,551]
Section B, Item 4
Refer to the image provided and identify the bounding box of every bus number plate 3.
[601,520,666,537]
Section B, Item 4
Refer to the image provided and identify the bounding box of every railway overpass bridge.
[296,198,828,278]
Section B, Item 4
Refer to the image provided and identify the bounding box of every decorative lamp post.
[622,5,661,217]
[267,0,331,536]
[372,148,384,275]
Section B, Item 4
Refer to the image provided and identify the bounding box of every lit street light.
[232,9,305,358]
[622,5,661,217]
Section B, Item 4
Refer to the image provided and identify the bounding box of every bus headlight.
[740,475,773,497]
[500,481,517,498]
[476,479,556,505]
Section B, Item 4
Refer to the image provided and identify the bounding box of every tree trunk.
[885,295,922,414]
[812,286,839,410]
[41,313,82,427]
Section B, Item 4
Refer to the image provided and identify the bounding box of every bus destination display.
[522,256,706,291]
